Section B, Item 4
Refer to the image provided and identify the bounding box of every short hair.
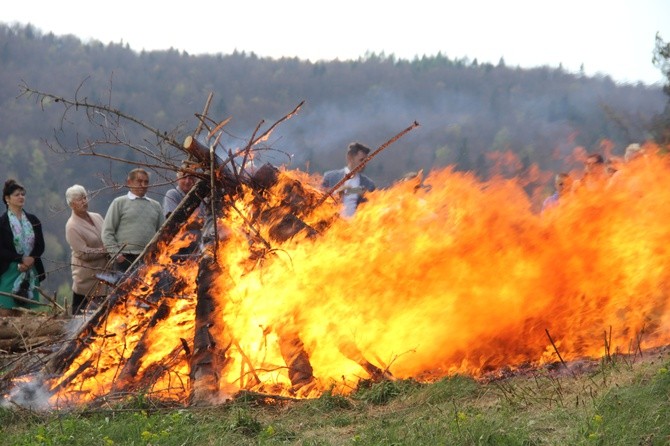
[128,168,149,181]
[624,143,643,162]
[176,163,191,179]
[586,153,604,164]
[3,179,25,207]
[65,184,87,205]
[347,142,371,158]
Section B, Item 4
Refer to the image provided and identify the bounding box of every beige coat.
[65,211,109,295]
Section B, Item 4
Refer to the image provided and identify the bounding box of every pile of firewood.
[0,313,67,354]
[0,90,417,408]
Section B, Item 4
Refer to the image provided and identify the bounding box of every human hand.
[116,254,126,264]
[340,187,364,196]
[21,256,34,268]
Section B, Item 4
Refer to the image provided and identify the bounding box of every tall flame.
[46,146,670,407]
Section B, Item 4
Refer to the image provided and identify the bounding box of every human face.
[177,174,195,194]
[128,173,150,197]
[5,189,26,211]
[346,151,368,172]
[555,176,570,196]
[70,194,89,215]
[584,157,605,176]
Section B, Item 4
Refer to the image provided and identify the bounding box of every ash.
[2,377,51,411]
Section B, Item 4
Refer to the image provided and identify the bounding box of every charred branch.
[338,339,393,382]
[276,325,315,393]
[111,301,176,392]
[190,247,233,405]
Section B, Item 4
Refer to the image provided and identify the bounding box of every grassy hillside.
[2,347,669,445]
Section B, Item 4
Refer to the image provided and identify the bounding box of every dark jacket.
[0,211,46,282]
[322,168,376,192]
[322,167,376,209]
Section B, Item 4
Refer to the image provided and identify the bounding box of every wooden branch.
[249,101,303,147]
[189,254,233,405]
[0,316,66,340]
[111,301,182,392]
[545,329,576,378]
[19,83,183,151]
[338,339,393,382]
[276,325,315,392]
[0,291,53,308]
[194,92,214,138]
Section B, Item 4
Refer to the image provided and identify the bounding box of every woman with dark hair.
[0,179,45,310]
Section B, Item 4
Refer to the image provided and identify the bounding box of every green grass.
[1,351,669,445]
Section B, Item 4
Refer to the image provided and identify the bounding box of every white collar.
[344,166,359,176]
[127,191,145,200]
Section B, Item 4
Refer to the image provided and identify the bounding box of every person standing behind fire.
[541,172,572,213]
[163,166,196,219]
[571,153,608,192]
[102,168,164,272]
[65,185,109,315]
[322,142,376,218]
[608,143,647,193]
[0,179,46,311]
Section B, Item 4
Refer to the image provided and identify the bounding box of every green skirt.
[0,262,40,309]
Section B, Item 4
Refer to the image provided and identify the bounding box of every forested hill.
[0,22,666,294]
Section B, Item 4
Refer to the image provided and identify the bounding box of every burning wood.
[190,254,231,405]
[7,89,670,413]
[17,125,346,407]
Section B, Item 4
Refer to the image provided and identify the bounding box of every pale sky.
[2,0,669,85]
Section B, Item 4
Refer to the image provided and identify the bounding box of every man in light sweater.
[102,168,164,272]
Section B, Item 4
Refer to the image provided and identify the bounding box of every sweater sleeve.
[162,188,180,217]
[157,199,165,229]
[102,198,121,253]
[66,221,108,261]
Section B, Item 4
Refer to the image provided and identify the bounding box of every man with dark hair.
[572,153,608,192]
[102,168,164,272]
[322,142,376,217]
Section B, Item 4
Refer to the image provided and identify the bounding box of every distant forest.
[0,23,668,294]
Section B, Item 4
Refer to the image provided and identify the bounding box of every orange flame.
[46,145,670,406]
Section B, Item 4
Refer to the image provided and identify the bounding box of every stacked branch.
[0,315,67,353]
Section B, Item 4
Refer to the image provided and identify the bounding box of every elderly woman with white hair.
[65,185,108,315]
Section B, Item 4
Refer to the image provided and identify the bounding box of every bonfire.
[2,89,670,410]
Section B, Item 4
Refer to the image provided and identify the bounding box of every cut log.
[276,326,315,393]
[338,339,393,382]
[0,316,67,340]
[189,253,233,405]
[0,335,56,353]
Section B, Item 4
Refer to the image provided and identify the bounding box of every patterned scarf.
[8,210,36,297]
